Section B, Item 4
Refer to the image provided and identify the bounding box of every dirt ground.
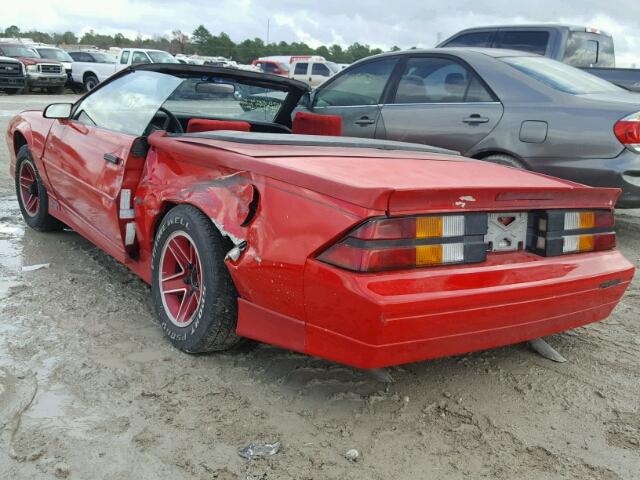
[0,94,639,480]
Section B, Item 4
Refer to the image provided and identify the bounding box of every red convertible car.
[6,64,635,368]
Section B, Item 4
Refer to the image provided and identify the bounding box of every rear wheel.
[84,75,99,92]
[15,145,64,232]
[5,88,20,95]
[151,205,243,353]
[22,85,30,94]
[481,153,527,169]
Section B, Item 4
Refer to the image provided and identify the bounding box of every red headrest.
[292,111,342,136]
[186,119,251,133]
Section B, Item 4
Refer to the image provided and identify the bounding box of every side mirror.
[43,103,73,119]
[300,91,313,109]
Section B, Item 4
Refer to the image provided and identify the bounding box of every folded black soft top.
[183,131,460,156]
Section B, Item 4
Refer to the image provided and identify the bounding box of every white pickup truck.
[71,48,178,91]
[289,58,340,87]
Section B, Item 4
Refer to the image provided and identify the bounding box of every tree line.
[1,24,402,64]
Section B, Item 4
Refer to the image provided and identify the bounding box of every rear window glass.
[495,31,549,55]
[564,32,615,68]
[503,56,622,94]
[444,31,494,47]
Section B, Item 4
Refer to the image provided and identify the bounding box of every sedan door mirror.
[299,91,316,109]
[43,103,73,119]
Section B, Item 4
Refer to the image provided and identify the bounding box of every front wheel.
[15,145,64,232]
[151,205,243,353]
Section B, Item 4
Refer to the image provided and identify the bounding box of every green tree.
[4,25,20,37]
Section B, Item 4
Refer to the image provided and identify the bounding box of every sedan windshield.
[502,56,622,94]
[148,51,179,64]
[1,46,39,58]
[37,48,73,62]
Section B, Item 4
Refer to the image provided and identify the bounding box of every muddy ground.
[0,94,639,480]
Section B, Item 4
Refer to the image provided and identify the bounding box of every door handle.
[463,114,490,124]
[355,116,376,126]
[104,153,121,165]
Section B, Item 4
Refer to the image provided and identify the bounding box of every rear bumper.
[238,250,634,368]
[528,150,640,208]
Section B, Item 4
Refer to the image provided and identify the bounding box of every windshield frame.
[69,64,309,136]
[502,55,623,95]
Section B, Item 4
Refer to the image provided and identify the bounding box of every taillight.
[614,113,640,152]
[529,210,616,256]
[317,214,487,272]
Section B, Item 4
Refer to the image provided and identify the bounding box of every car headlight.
[26,64,38,73]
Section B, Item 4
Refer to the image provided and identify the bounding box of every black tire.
[22,85,30,94]
[151,204,243,353]
[482,153,527,169]
[55,85,66,94]
[15,145,64,232]
[83,75,99,92]
[6,89,20,95]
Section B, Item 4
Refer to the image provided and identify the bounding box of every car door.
[43,70,182,261]
[310,57,398,138]
[378,55,503,153]
[309,62,332,87]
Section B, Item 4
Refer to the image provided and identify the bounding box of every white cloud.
[4,0,640,65]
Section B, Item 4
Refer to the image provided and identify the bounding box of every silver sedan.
[301,48,640,207]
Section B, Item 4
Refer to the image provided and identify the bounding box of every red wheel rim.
[19,161,39,216]
[159,232,203,327]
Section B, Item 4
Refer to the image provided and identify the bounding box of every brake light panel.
[318,209,616,273]
[318,213,488,272]
[528,210,615,256]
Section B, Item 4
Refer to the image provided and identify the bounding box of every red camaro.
[6,64,635,368]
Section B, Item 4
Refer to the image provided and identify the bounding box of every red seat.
[292,112,342,136]
[186,119,251,133]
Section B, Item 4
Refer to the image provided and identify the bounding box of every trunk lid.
[151,132,620,213]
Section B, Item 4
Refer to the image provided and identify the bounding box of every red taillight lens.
[614,114,640,152]
[317,214,487,272]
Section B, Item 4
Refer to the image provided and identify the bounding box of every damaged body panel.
[6,63,635,368]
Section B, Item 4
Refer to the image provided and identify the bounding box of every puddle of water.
[0,202,24,298]
[26,386,72,420]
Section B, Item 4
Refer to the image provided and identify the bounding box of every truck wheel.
[151,205,243,353]
[482,154,527,169]
[54,86,65,94]
[22,85,30,94]
[84,75,99,92]
[6,88,20,95]
[15,145,64,232]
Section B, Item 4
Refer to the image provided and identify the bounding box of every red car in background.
[251,58,290,76]
[6,64,635,368]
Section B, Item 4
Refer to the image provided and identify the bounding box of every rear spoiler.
[389,186,620,214]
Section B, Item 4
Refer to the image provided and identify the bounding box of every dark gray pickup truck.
[439,25,640,92]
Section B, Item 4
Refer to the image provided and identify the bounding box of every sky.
[5,0,640,66]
